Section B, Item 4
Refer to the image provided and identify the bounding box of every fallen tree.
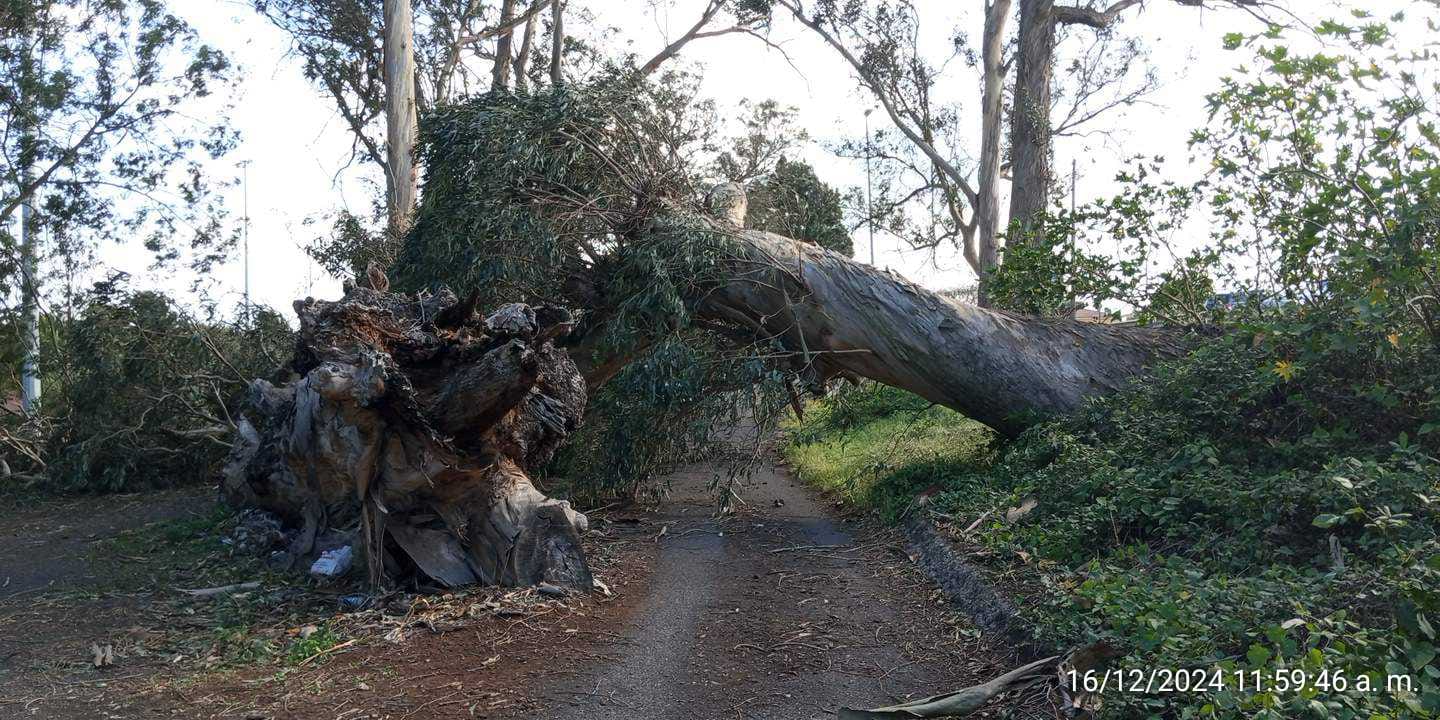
[222,86,1190,591]
[221,220,1184,589]
[693,220,1188,437]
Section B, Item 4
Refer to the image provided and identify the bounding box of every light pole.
[239,160,251,323]
[864,108,875,267]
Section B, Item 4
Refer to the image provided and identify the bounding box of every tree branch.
[1055,0,1142,28]
[775,0,978,207]
[456,0,554,45]
[638,0,725,76]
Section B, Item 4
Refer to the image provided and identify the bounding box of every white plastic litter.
[310,546,353,577]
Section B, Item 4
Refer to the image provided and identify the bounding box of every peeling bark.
[222,282,591,590]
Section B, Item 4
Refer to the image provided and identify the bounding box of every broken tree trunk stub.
[221,280,592,590]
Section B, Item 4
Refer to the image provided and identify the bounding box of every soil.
[0,487,214,599]
[0,458,1015,719]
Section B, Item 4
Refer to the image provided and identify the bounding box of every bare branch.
[1055,0,1142,29]
[638,0,725,76]
[774,0,978,207]
[456,0,555,45]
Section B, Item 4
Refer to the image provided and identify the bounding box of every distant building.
[1074,308,1138,325]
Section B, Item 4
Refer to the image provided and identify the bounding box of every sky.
[101,0,1415,320]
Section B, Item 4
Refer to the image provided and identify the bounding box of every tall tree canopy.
[0,0,238,276]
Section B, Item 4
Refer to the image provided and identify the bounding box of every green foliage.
[714,98,808,183]
[709,99,851,254]
[963,332,1440,718]
[397,79,732,355]
[5,280,293,493]
[396,79,823,497]
[791,341,1438,718]
[746,158,853,256]
[284,624,343,666]
[304,209,394,281]
[549,336,787,500]
[987,211,1140,317]
[784,383,996,520]
[992,11,1440,345]
[0,0,238,280]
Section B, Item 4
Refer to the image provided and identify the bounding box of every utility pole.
[864,108,875,266]
[240,160,251,322]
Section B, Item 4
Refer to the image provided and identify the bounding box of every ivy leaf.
[1312,514,1343,529]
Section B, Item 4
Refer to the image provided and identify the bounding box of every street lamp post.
[864,108,875,267]
[239,160,251,323]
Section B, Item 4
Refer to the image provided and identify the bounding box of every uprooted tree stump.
[221,275,593,590]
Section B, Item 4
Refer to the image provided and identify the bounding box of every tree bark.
[383,0,420,239]
[226,218,1182,593]
[222,281,592,590]
[691,226,1187,437]
[492,0,518,90]
[1009,0,1056,246]
[513,9,537,92]
[549,0,563,85]
[975,0,1012,305]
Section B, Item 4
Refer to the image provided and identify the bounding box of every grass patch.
[784,384,996,519]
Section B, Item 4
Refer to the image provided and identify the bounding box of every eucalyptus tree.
[1,0,237,409]
[223,80,1184,591]
[1007,0,1282,245]
[772,0,1155,304]
[256,0,572,248]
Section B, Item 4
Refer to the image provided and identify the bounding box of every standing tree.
[550,0,564,84]
[774,0,1154,304]
[490,0,518,88]
[255,0,538,266]
[1007,0,1277,244]
[745,159,853,256]
[1,0,237,407]
[383,0,420,237]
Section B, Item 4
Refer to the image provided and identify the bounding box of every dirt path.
[516,461,1001,719]
[0,486,214,599]
[0,456,1006,719]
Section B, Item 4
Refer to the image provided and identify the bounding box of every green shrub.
[3,281,293,493]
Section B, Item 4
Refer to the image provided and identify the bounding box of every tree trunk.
[383,0,420,239]
[17,30,41,413]
[227,219,1181,592]
[690,226,1186,437]
[513,10,537,92]
[549,0,563,85]
[1009,0,1056,246]
[222,280,592,590]
[492,0,518,90]
[975,0,1013,306]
